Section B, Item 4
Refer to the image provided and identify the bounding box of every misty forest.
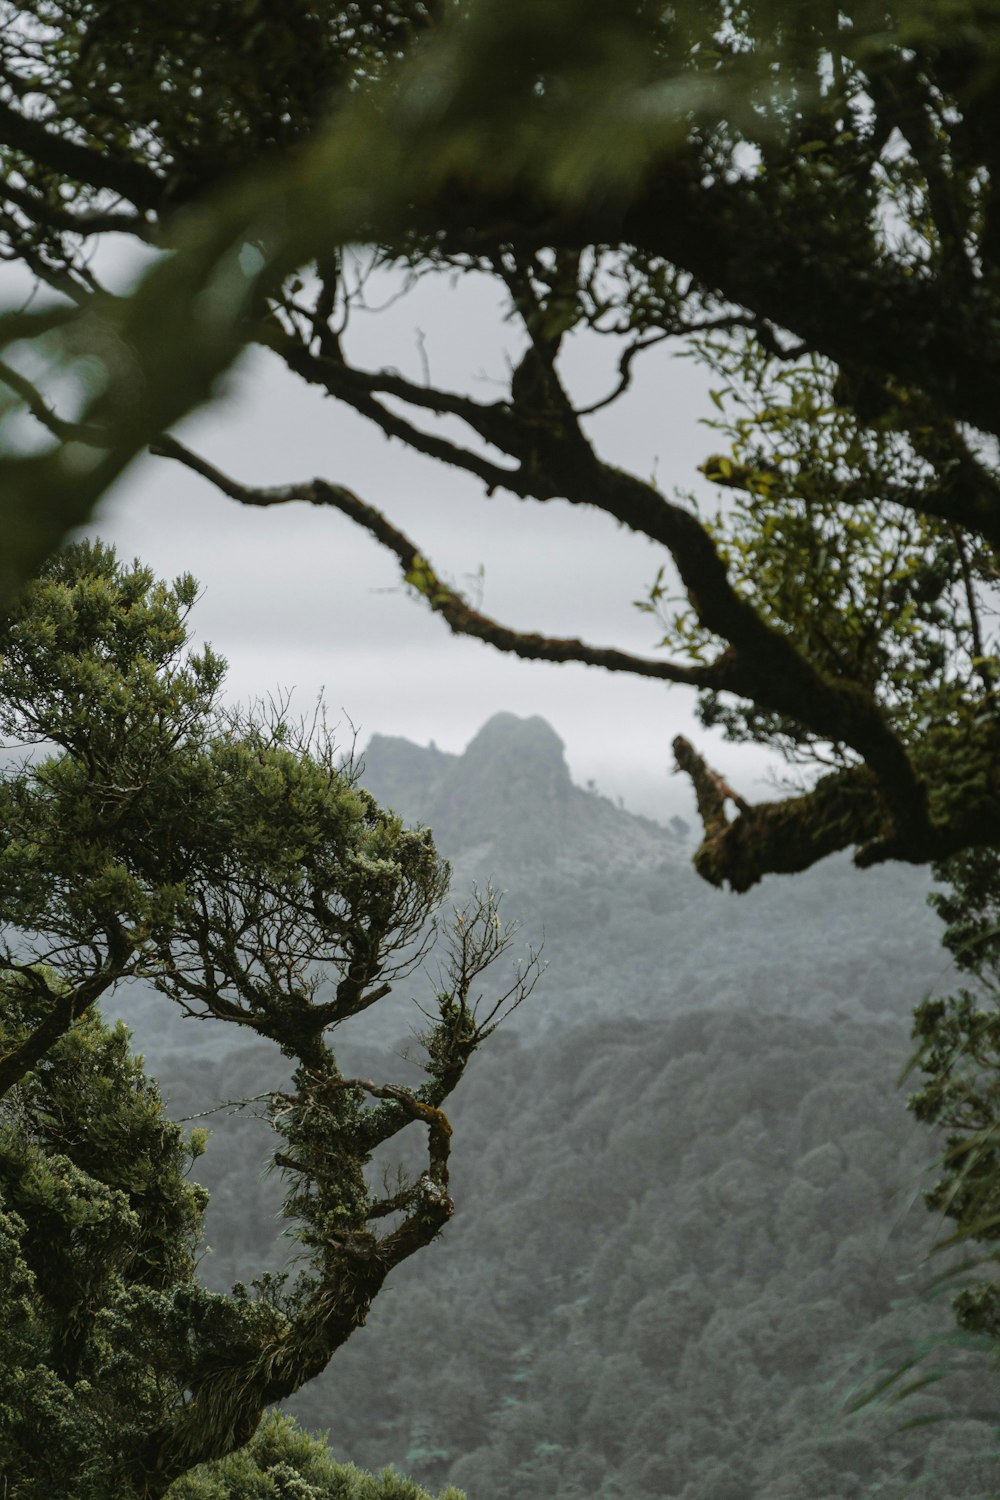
[5,3,1000,1499]
[127,710,1000,1499]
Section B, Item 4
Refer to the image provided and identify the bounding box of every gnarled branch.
[151,436,715,687]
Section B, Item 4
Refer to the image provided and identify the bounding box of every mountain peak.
[461,712,572,802]
[465,712,568,762]
[360,711,681,875]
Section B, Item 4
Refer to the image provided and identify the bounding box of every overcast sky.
[89,261,778,824]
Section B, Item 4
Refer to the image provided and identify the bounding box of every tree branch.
[582,468,933,852]
[0,955,130,1100]
[258,289,935,856]
[0,359,107,444]
[0,175,150,238]
[0,98,165,210]
[153,416,933,854]
[150,436,715,687]
[434,168,1000,442]
[673,726,1000,890]
[257,321,538,498]
[673,739,885,890]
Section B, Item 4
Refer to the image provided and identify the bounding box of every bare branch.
[151,436,715,687]
[435,881,544,1038]
[0,358,107,444]
[575,329,672,417]
[258,318,532,496]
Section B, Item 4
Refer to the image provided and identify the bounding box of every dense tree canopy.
[0,542,532,1497]
[2,1,1000,890]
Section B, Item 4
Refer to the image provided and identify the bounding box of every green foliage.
[0,983,216,1497]
[656,337,994,766]
[0,542,530,1497]
[12,0,429,175]
[908,848,1000,1342]
[168,1411,463,1500]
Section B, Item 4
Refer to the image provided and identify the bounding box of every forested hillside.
[358,713,948,1033]
[156,1009,995,1499]
[122,712,948,1058]
[114,714,997,1498]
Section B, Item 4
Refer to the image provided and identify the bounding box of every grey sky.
[90,264,779,823]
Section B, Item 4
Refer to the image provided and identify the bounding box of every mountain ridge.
[112,711,948,1062]
[361,711,684,876]
[358,711,947,1037]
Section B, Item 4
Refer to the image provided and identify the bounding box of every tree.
[0,540,535,1498]
[909,845,1000,1346]
[3,2,1000,890]
[169,1411,465,1499]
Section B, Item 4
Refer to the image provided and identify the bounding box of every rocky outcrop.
[361,712,683,876]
